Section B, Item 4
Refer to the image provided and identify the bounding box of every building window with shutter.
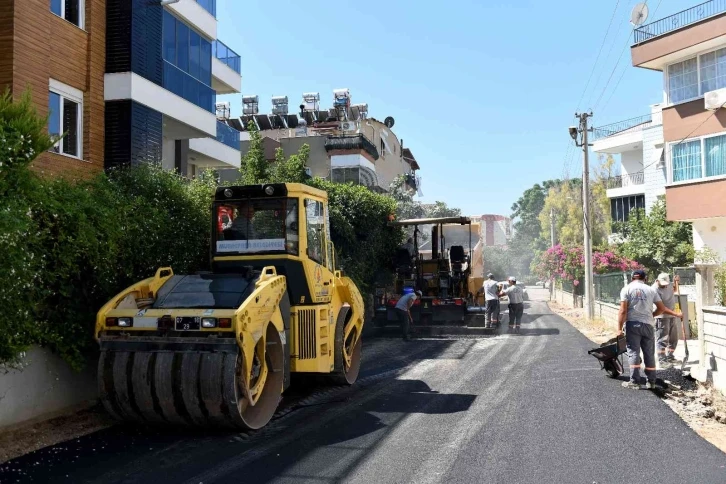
[50,0,84,29]
[49,79,83,159]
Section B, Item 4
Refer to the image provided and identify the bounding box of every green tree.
[388,175,425,221]
[539,162,611,247]
[424,201,461,218]
[510,180,559,249]
[615,198,694,275]
[238,121,270,184]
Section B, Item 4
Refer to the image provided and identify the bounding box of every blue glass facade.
[196,0,216,17]
[216,120,240,149]
[162,10,214,112]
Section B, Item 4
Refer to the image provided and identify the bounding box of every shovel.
[675,280,694,380]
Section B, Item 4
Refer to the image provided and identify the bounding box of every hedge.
[0,90,401,369]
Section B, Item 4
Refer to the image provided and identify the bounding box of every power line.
[641,103,726,173]
[598,0,664,116]
[592,0,651,112]
[574,0,622,113]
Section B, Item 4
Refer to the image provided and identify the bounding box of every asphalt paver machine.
[374,216,488,335]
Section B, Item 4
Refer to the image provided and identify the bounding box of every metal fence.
[594,272,628,305]
[634,0,726,44]
[560,278,583,295]
[606,171,645,189]
[591,114,652,141]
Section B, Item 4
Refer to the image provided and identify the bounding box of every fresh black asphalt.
[2,288,725,483]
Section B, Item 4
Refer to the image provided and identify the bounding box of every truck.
[95,183,365,430]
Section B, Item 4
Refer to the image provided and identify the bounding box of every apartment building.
[592,103,666,229]
[221,91,421,194]
[0,0,242,178]
[631,0,726,391]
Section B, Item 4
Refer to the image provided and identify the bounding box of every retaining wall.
[0,347,97,430]
[702,307,726,393]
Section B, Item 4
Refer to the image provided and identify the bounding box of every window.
[306,199,326,265]
[163,11,176,63]
[705,134,726,178]
[700,48,726,94]
[672,140,702,182]
[48,80,82,158]
[668,58,698,104]
[50,0,83,28]
[380,138,385,157]
[669,134,726,183]
[214,198,299,255]
[162,11,212,86]
[667,46,726,104]
[610,195,645,223]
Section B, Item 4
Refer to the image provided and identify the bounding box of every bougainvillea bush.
[531,244,641,282]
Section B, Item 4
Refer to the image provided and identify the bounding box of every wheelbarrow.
[588,335,626,379]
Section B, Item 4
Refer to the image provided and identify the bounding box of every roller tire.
[329,309,362,385]
[97,326,284,430]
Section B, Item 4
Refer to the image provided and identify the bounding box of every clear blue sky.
[217,0,697,217]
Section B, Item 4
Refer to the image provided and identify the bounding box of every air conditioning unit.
[339,121,356,132]
[215,102,231,120]
[704,87,726,110]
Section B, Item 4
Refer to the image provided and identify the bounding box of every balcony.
[163,61,215,114]
[324,134,380,161]
[591,115,653,141]
[592,114,654,155]
[633,0,726,44]
[166,1,217,40]
[213,40,240,74]
[631,1,726,69]
[212,40,242,94]
[606,171,644,189]
[216,120,240,149]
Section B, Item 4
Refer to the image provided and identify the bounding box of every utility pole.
[549,207,556,248]
[571,112,595,321]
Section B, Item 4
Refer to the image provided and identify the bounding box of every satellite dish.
[384,116,395,128]
[630,2,649,26]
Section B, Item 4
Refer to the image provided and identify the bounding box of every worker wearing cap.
[479,273,500,329]
[618,269,683,390]
[395,290,422,341]
[501,277,525,333]
[653,273,681,366]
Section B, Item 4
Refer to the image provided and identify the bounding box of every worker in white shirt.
[501,277,525,333]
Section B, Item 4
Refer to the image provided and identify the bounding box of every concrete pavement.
[2,288,725,483]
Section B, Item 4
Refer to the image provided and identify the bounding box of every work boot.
[621,381,641,390]
[515,326,521,334]
[658,358,671,369]
[508,325,514,333]
[666,354,676,362]
[645,381,656,390]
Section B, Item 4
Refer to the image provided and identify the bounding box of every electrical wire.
[592,0,651,112]
[640,102,726,173]
[574,0,622,114]
[598,0,664,116]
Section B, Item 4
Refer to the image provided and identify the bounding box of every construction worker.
[653,273,681,367]
[395,290,422,341]
[479,273,500,329]
[501,277,524,333]
[618,269,683,390]
[400,238,415,259]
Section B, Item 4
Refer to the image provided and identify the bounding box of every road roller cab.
[95,183,365,430]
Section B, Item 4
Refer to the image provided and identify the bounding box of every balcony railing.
[324,134,380,161]
[606,171,645,189]
[633,0,726,44]
[195,0,216,17]
[591,114,652,141]
[163,61,215,114]
[213,40,241,74]
[216,120,240,150]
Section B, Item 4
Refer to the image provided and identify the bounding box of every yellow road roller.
[95,183,365,430]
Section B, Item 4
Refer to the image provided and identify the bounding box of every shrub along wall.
[0,91,401,369]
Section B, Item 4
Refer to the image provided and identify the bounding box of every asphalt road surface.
[3,288,725,483]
